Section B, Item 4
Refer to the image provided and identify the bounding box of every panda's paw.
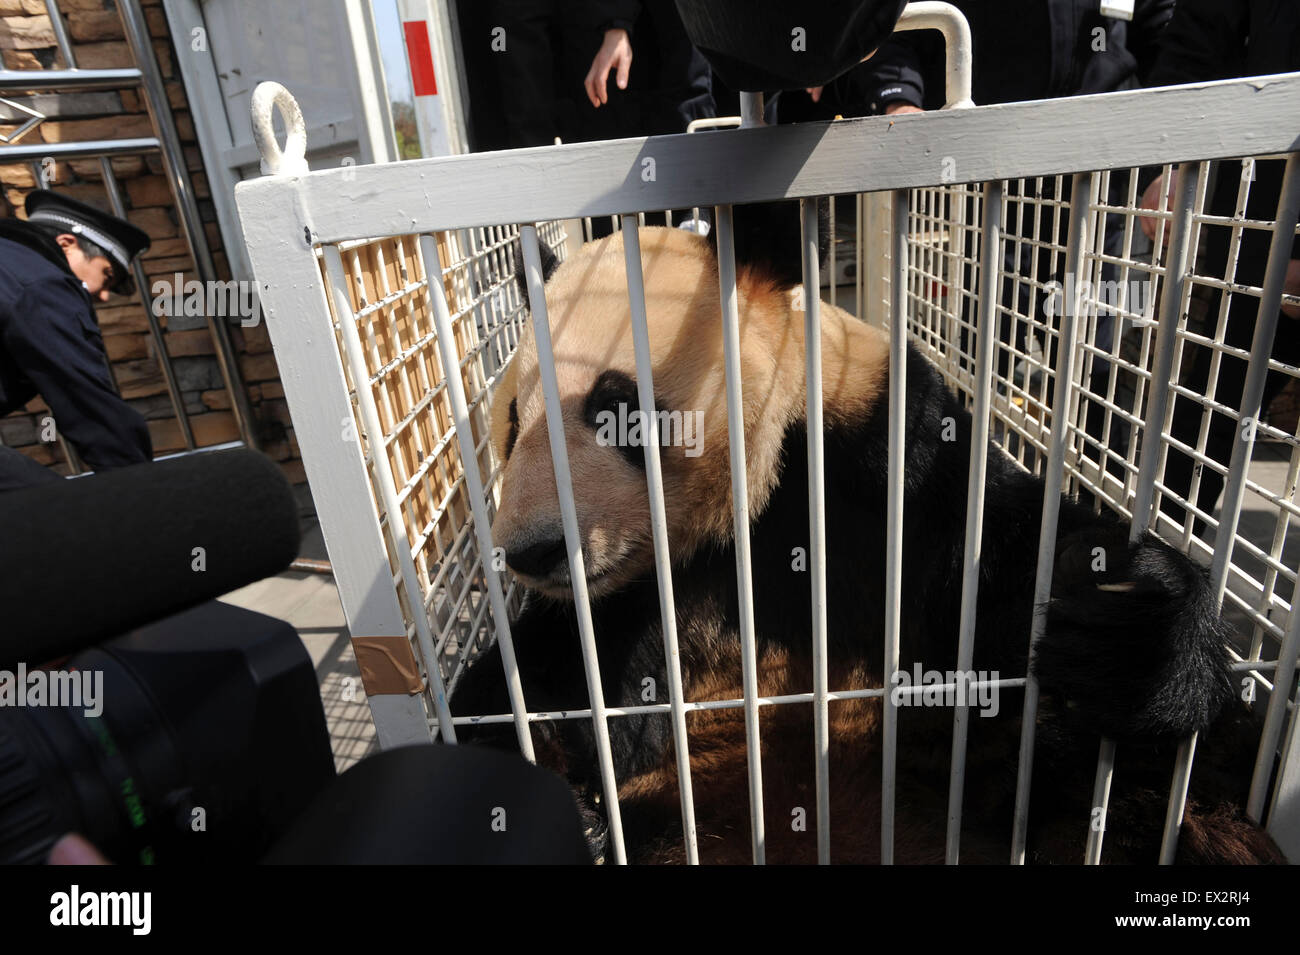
[574,786,609,864]
[1032,528,1234,739]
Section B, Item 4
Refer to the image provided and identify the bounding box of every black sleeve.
[1146,0,1248,87]
[588,0,640,36]
[1126,0,1186,195]
[855,37,926,112]
[4,278,152,473]
[1128,0,1177,84]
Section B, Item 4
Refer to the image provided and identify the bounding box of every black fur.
[504,397,518,460]
[510,237,560,311]
[583,370,657,471]
[1039,525,1235,739]
[711,199,832,288]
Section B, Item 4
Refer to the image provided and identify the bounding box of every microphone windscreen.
[0,449,300,667]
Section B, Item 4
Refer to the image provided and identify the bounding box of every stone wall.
[0,0,307,504]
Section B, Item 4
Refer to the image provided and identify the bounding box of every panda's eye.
[584,371,639,430]
[585,370,650,469]
[504,397,518,460]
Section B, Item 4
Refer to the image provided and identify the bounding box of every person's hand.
[1140,169,1178,242]
[585,29,632,108]
[1284,258,1300,319]
[885,102,923,115]
[48,832,110,864]
[806,86,823,103]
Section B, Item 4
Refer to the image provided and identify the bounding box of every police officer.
[0,190,153,491]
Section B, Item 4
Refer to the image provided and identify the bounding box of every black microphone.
[0,449,300,667]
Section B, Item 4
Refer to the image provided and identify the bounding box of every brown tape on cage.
[352,635,425,696]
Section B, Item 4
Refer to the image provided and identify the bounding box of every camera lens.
[0,648,192,864]
[0,601,335,865]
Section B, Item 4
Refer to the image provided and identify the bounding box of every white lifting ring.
[251,81,310,177]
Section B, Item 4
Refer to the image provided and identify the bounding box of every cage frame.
[235,69,1300,865]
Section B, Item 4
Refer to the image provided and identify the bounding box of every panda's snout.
[506,535,568,578]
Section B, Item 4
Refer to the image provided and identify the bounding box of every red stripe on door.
[403,20,438,97]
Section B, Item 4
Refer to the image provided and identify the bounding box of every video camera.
[0,450,589,865]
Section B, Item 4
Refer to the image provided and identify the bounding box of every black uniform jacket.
[0,219,151,482]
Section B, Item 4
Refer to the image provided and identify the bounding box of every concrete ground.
[218,519,378,773]
[1220,441,1300,642]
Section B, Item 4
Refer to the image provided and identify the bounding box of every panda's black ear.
[709,198,831,289]
[511,237,560,312]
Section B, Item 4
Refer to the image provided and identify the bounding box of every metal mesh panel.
[316,224,568,724]
[901,159,1300,766]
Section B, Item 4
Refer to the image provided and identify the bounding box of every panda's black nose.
[507,537,568,577]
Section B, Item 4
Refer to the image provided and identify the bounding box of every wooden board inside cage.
[318,231,498,618]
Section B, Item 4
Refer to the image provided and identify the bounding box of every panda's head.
[489,220,883,600]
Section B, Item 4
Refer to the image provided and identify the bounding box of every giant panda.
[451,216,1284,864]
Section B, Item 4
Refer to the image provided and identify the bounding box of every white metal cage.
[235,53,1300,865]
